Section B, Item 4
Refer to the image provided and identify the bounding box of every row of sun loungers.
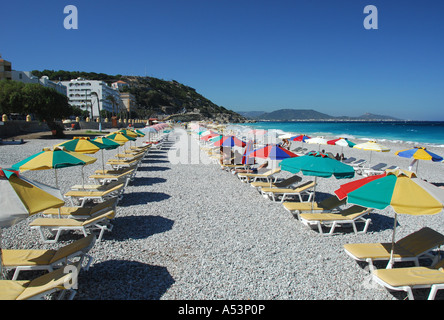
[206,142,444,299]
[0,136,172,300]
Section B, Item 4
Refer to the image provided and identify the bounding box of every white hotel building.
[61,78,124,119]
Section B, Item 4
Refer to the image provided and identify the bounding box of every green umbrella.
[280,151,355,210]
[93,137,124,172]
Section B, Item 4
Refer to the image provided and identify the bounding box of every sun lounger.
[88,169,135,186]
[64,183,124,207]
[342,157,357,164]
[298,205,372,235]
[372,259,444,300]
[1,234,95,280]
[115,152,144,160]
[260,180,316,202]
[106,158,141,170]
[343,227,444,269]
[362,165,398,177]
[349,159,367,169]
[0,262,81,300]
[250,175,302,190]
[30,210,115,243]
[42,198,117,219]
[237,168,281,183]
[283,195,347,218]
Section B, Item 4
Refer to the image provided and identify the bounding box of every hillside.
[239,109,401,121]
[31,70,247,123]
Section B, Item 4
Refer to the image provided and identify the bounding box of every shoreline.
[234,121,444,148]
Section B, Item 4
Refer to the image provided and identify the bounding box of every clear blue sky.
[1,0,443,120]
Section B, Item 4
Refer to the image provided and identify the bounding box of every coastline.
[232,121,444,148]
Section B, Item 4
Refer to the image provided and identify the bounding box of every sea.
[235,121,444,148]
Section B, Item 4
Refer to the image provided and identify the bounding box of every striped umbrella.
[11,147,97,189]
[335,169,444,267]
[247,144,298,161]
[213,136,246,148]
[395,146,443,173]
[0,168,64,228]
[353,140,390,166]
[54,136,106,154]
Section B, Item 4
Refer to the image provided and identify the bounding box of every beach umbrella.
[248,144,298,170]
[305,137,329,150]
[54,136,106,154]
[327,138,356,158]
[327,138,356,148]
[395,146,443,173]
[92,136,124,173]
[241,140,256,166]
[213,136,246,148]
[201,133,220,141]
[11,146,97,189]
[0,168,65,278]
[334,169,444,268]
[140,126,158,142]
[353,140,390,166]
[290,135,311,142]
[105,132,136,145]
[0,168,65,228]
[247,144,298,161]
[209,135,224,143]
[280,152,355,210]
[116,129,138,138]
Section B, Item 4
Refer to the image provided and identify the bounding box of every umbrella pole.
[311,177,317,212]
[101,149,105,173]
[55,169,61,218]
[0,228,4,279]
[388,212,398,269]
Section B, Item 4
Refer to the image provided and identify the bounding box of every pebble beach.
[1,127,444,300]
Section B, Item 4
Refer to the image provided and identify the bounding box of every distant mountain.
[240,109,401,121]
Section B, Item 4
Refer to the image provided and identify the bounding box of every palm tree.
[105,94,117,117]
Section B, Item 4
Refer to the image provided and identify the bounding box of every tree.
[0,80,72,137]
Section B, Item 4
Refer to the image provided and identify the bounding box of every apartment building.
[61,78,123,119]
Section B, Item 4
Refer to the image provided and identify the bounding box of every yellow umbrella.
[353,140,390,165]
[11,146,97,189]
[54,137,106,154]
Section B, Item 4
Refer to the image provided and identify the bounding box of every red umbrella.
[291,135,311,142]
[248,144,298,160]
[334,172,387,201]
[213,136,246,147]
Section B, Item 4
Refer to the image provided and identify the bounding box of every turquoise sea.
[237,121,444,147]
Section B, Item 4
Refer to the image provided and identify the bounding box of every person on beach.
[281,138,290,150]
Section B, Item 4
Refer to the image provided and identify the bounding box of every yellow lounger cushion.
[344,227,444,260]
[373,267,444,287]
[64,184,124,198]
[30,211,115,228]
[299,206,369,221]
[283,196,346,212]
[1,234,95,267]
[0,266,75,300]
[261,181,315,194]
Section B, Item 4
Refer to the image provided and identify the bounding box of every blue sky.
[1,0,443,120]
